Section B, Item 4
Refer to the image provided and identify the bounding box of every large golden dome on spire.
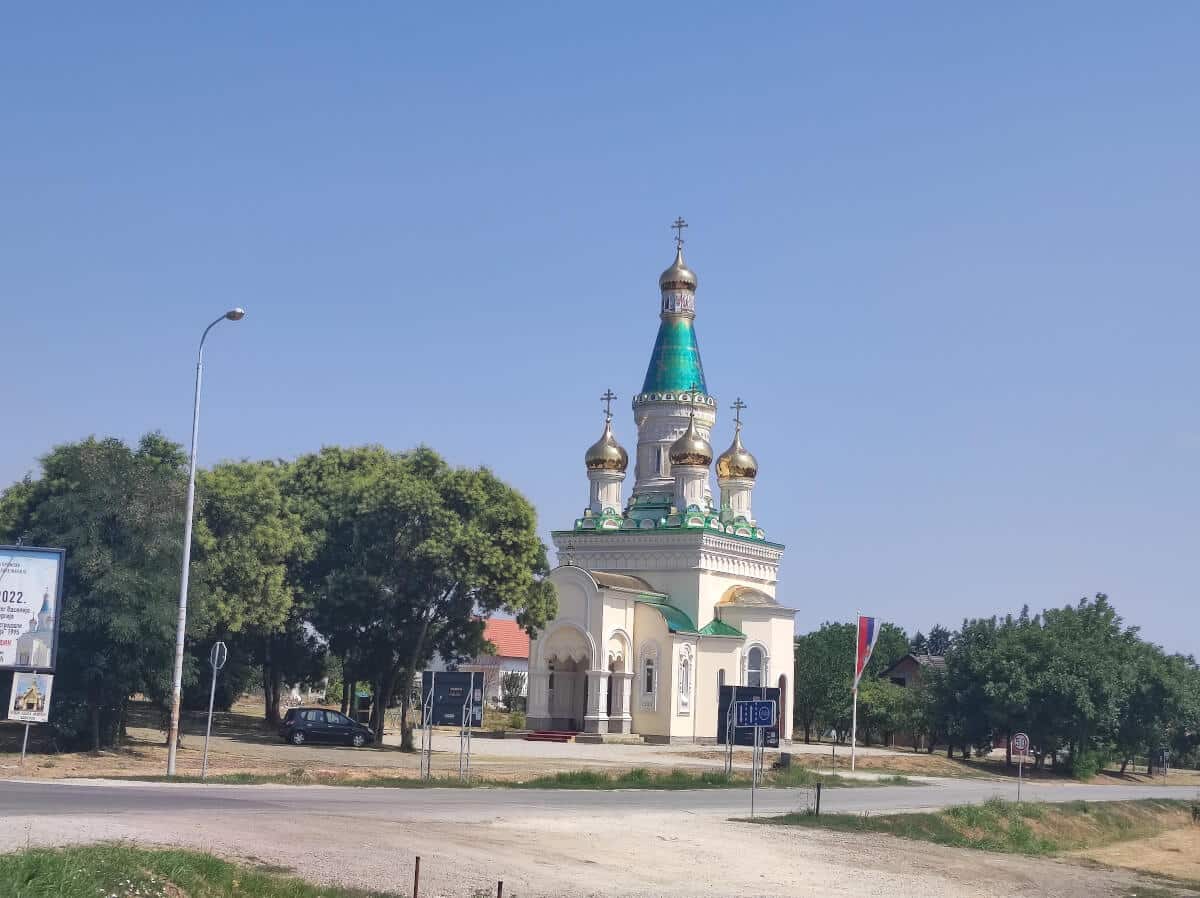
[585,416,628,472]
[659,246,698,291]
[669,412,712,467]
[716,424,758,479]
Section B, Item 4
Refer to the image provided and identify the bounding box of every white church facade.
[527,224,796,743]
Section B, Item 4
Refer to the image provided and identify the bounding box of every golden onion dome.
[716,424,758,479]
[585,416,629,472]
[669,413,713,466]
[659,246,698,291]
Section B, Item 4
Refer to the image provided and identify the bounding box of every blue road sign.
[735,700,776,729]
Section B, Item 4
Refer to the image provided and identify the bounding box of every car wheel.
[291,731,305,746]
[351,733,366,748]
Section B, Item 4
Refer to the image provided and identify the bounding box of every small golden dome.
[585,416,628,472]
[669,413,712,466]
[659,246,697,291]
[716,424,758,479]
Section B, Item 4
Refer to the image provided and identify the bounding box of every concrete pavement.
[2,776,1196,820]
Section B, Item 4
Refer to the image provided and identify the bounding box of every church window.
[638,640,660,711]
[678,645,693,714]
[747,646,766,688]
[548,663,555,692]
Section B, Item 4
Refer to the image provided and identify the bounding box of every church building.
[527,223,796,743]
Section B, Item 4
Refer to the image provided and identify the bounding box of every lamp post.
[166,308,245,776]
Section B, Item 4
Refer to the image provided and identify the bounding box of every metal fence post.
[413,856,420,898]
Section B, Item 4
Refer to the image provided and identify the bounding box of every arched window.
[747,646,766,688]
[638,640,660,711]
[678,645,693,714]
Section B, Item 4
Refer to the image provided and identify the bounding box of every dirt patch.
[1073,826,1200,882]
[11,802,1171,898]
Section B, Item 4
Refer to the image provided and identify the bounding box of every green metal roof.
[639,601,698,634]
[640,316,708,395]
[698,618,745,638]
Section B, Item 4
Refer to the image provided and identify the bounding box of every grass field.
[0,844,400,898]
[754,797,1197,857]
[110,764,901,790]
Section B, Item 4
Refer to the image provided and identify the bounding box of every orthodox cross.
[672,216,688,249]
[731,397,747,427]
[600,388,617,421]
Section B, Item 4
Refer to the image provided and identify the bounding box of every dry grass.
[1073,826,1200,882]
[757,798,1196,858]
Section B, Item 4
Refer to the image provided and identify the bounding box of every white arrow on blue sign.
[735,700,776,728]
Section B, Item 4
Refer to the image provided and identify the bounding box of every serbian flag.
[853,615,879,690]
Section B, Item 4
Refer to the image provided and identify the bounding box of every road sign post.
[734,699,776,817]
[1012,732,1030,802]
[201,641,228,780]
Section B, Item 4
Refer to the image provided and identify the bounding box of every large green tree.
[0,434,194,750]
[194,460,315,723]
[292,446,556,748]
[792,619,907,746]
[792,625,851,743]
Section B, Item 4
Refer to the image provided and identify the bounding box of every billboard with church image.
[9,672,53,723]
[0,546,66,672]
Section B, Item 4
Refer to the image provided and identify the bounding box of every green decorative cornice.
[699,619,745,638]
[638,600,698,634]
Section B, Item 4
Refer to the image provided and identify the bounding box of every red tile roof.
[483,618,529,660]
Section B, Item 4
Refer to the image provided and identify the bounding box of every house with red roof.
[428,618,530,706]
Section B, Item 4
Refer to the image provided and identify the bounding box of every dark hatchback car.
[279,707,375,747]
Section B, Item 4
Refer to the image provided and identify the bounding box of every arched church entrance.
[541,625,592,731]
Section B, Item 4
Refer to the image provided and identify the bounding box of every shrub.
[1068,749,1108,780]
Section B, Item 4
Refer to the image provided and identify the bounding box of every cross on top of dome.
[672,216,688,250]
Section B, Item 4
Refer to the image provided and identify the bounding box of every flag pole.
[850,688,859,771]
[851,611,860,772]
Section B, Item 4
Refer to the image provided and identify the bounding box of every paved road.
[2,777,1196,819]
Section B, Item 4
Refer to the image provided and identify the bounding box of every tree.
[0,434,193,750]
[194,460,312,725]
[909,631,928,655]
[793,625,852,743]
[792,619,907,746]
[294,446,556,748]
[1030,595,1133,773]
[500,670,526,712]
[926,625,952,656]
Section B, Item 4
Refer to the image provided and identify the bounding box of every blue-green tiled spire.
[641,243,708,394]
[641,316,708,394]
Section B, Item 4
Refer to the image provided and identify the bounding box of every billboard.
[717,685,780,748]
[0,546,65,672]
[9,671,53,723]
[421,671,484,727]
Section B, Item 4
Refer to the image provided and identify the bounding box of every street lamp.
[166,308,245,776]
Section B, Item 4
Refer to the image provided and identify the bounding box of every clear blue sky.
[2,5,1196,655]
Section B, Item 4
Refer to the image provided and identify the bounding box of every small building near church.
[879,653,945,689]
[527,225,796,743]
[428,618,531,706]
[878,653,945,750]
